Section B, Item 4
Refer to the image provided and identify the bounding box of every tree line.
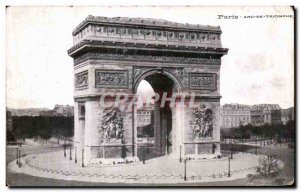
[221,120,295,141]
[7,116,74,144]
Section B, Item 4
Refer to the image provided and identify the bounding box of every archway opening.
[135,72,178,160]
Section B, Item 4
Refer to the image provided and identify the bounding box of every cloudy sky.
[6,6,294,109]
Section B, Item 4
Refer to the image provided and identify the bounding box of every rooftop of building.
[221,103,283,111]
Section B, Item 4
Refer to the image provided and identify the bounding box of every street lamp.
[179,145,182,163]
[147,135,150,153]
[75,147,77,163]
[82,149,84,167]
[184,158,187,181]
[18,150,21,168]
[230,140,233,159]
[228,157,231,177]
[69,145,72,160]
[64,142,66,157]
[143,147,146,164]
[16,148,19,165]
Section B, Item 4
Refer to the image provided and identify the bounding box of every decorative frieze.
[75,71,88,89]
[189,73,217,90]
[192,105,213,139]
[95,70,128,88]
[74,52,221,65]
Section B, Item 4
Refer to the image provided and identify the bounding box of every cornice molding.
[68,40,228,58]
[73,52,222,66]
[73,15,222,35]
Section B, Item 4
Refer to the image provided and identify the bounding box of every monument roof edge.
[72,15,222,35]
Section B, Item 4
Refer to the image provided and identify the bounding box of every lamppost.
[147,135,150,153]
[230,141,233,159]
[69,145,72,160]
[75,147,77,163]
[143,147,146,164]
[82,149,84,167]
[179,145,182,163]
[228,157,231,177]
[18,150,21,168]
[184,158,187,181]
[64,141,66,157]
[255,137,258,155]
[16,148,19,165]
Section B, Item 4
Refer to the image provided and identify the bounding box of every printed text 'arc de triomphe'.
[68,15,228,165]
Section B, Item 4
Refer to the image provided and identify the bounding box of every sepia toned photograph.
[5,6,295,187]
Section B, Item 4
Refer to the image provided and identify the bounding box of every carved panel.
[95,70,128,88]
[192,105,213,139]
[99,108,124,143]
[133,67,152,84]
[165,68,184,80]
[75,70,88,89]
[189,73,217,90]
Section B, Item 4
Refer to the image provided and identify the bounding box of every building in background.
[8,108,48,116]
[7,105,74,117]
[281,107,294,125]
[137,104,154,138]
[39,110,54,116]
[39,104,74,117]
[52,104,74,117]
[220,104,251,129]
[220,103,286,128]
[250,104,282,126]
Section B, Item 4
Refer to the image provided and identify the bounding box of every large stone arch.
[68,15,228,165]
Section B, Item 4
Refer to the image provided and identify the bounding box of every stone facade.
[220,103,283,128]
[250,104,282,126]
[220,104,251,129]
[68,16,228,165]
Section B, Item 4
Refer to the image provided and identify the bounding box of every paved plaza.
[8,148,274,184]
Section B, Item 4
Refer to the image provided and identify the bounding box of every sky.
[6,6,294,109]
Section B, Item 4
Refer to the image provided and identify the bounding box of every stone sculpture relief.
[192,105,213,138]
[99,108,124,143]
[75,71,88,88]
[166,68,184,80]
[95,70,128,88]
[133,67,151,82]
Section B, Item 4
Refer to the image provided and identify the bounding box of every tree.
[59,117,74,142]
[38,117,52,144]
[12,116,25,146]
[285,120,295,141]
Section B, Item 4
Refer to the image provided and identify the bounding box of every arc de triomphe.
[68,15,228,165]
